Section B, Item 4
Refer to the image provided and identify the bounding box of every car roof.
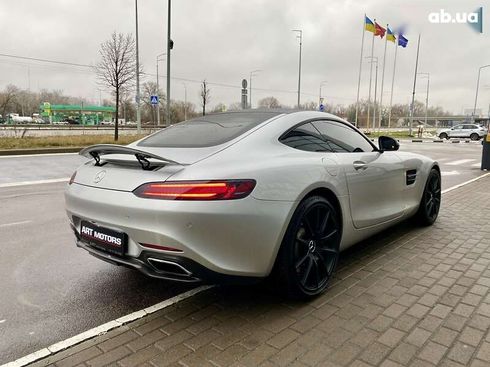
[201,109,346,123]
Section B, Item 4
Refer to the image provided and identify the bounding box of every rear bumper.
[73,233,262,284]
[65,183,295,279]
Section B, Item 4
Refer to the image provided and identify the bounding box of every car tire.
[470,133,480,141]
[439,133,448,140]
[273,196,341,299]
[414,169,441,226]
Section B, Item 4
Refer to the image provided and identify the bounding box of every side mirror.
[378,136,399,152]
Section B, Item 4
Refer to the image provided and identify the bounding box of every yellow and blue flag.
[365,16,375,33]
[387,27,396,43]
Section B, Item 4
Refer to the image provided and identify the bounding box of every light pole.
[182,82,187,120]
[319,81,328,109]
[473,64,490,119]
[366,56,378,131]
[417,73,430,126]
[292,29,302,108]
[249,70,261,109]
[166,0,172,127]
[156,53,166,126]
[135,0,141,133]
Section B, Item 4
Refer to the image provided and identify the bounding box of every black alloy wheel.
[415,169,441,226]
[275,196,341,299]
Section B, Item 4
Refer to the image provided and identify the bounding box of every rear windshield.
[138,112,281,148]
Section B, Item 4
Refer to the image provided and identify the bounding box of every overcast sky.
[0,0,488,115]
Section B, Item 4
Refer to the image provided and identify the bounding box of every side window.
[280,123,333,152]
[453,125,463,129]
[312,120,374,153]
[464,125,475,129]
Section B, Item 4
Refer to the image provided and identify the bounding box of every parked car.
[437,124,486,140]
[65,110,441,299]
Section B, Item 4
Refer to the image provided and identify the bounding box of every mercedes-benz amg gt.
[65,110,441,298]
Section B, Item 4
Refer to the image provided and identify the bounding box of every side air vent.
[406,169,417,185]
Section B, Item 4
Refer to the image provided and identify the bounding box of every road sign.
[319,104,325,112]
[242,79,248,89]
[150,95,159,105]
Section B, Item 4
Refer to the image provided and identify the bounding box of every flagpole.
[373,58,378,131]
[409,34,421,136]
[388,40,398,128]
[355,15,366,127]
[366,20,376,131]
[378,24,389,134]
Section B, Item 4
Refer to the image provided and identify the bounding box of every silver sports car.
[65,110,441,298]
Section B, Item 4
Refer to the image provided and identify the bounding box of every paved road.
[399,141,484,189]
[0,182,194,364]
[0,142,486,363]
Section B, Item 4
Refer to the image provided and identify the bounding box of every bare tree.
[258,96,281,109]
[200,80,210,116]
[0,84,19,118]
[95,32,137,141]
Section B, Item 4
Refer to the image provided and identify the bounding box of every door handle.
[353,161,367,171]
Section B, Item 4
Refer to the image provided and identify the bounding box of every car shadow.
[213,218,425,305]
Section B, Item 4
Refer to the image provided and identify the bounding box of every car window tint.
[280,123,333,152]
[311,120,374,153]
[454,125,463,129]
[463,125,475,129]
[138,112,281,148]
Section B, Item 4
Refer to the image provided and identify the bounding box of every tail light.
[133,180,256,200]
[69,171,77,185]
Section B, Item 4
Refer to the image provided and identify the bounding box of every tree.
[200,80,210,116]
[258,96,281,109]
[95,32,138,141]
[0,84,19,118]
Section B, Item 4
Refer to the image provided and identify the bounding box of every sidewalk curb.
[0,147,82,156]
[1,285,213,367]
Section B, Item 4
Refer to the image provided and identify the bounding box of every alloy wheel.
[425,172,441,220]
[293,203,340,293]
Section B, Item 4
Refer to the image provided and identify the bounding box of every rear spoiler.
[80,144,185,170]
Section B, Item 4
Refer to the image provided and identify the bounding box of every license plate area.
[80,220,127,256]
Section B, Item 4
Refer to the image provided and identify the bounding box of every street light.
[135,0,141,133]
[292,29,303,108]
[249,70,261,109]
[417,73,430,127]
[166,0,172,127]
[319,81,328,109]
[156,53,166,126]
[473,64,490,119]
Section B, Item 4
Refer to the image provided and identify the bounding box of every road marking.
[441,171,459,176]
[447,159,476,166]
[0,153,78,159]
[442,172,490,194]
[0,221,31,228]
[0,320,5,324]
[1,285,213,367]
[472,163,481,167]
[0,178,69,188]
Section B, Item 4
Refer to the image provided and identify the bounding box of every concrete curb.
[0,147,82,156]
[1,285,213,367]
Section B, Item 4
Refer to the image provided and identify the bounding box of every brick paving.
[29,176,490,367]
